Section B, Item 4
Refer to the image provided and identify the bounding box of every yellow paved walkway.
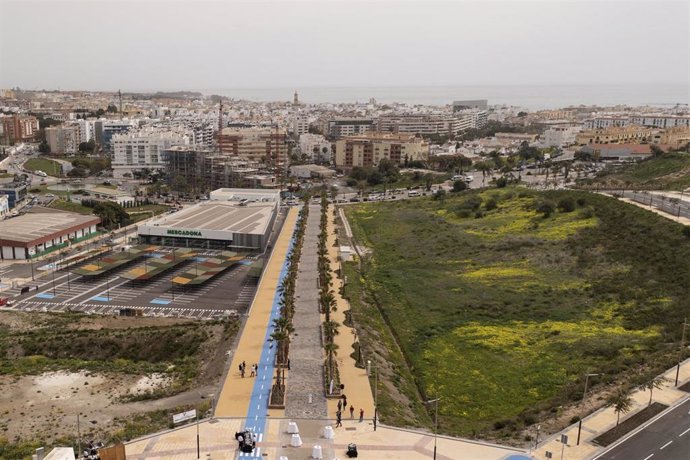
[325,205,376,420]
[214,207,297,417]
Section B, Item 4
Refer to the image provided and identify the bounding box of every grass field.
[344,187,690,438]
[49,199,93,214]
[584,152,690,190]
[24,158,63,177]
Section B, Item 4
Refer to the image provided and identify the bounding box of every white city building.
[630,115,690,129]
[299,133,331,163]
[112,128,191,179]
[540,126,581,148]
[292,116,310,137]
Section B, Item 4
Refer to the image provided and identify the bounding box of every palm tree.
[323,320,340,342]
[641,375,668,407]
[324,341,339,377]
[607,389,633,428]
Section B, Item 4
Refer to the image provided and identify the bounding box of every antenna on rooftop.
[218,99,224,154]
[118,89,123,119]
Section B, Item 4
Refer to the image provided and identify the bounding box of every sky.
[0,0,688,92]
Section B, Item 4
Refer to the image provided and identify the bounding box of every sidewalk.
[325,205,375,422]
[532,358,690,459]
[214,207,297,418]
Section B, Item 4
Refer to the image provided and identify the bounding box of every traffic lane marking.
[659,440,672,450]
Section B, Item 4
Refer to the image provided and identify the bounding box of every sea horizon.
[195,83,689,110]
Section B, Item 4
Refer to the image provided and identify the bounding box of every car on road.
[46,193,55,198]
[349,197,360,202]
[0,298,14,307]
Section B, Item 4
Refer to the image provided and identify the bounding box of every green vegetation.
[584,151,690,190]
[48,199,93,215]
[344,188,690,438]
[24,158,62,177]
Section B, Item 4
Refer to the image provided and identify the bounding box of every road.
[595,398,690,460]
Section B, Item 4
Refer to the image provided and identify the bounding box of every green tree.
[640,375,668,407]
[607,390,633,428]
[92,201,129,229]
[38,140,50,154]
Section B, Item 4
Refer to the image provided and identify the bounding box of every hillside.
[342,188,690,440]
[582,151,690,190]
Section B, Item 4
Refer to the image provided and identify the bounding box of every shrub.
[474,210,484,218]
[495,176,508,188]
[456,195,483,212]
[682,227,690,238]
[484,197,498,211]
[576,197,587,207]
[535,199,556,218]
[452,180,467,192]
[557,197,575,213]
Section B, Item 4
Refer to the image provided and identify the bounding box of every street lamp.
[675,318,689,386]
[424,397,440,460]
[367,360,378,431]
[577,373,604,445]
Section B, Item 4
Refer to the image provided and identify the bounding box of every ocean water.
[201,84,689,110]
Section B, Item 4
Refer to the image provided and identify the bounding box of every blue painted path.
[238,231,297,459]
[150,298,171,305]
[36,292,55,299]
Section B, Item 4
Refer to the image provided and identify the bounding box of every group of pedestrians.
[239,360,258,378]
[335,394,364,427]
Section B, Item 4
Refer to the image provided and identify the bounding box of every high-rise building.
[112,128,191,178]
[0,114,39,144]
[217,127,288,167]
[327,118,375,139]
[292,117,310,137]
[334,132,429,169]
[45,125,80,154]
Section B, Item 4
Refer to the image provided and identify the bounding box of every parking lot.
[3,252,259,319]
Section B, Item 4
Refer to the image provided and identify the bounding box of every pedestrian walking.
[342,394,347,408]
[337,400,342,412]
[250,364,255,378]
[349,405,354,419]
[359,408,364,423]
[336,410,342,428]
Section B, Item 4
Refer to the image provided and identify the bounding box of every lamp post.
[577,373,603,445]
[675,318,689,386]
[424,397,440,460]
[367,360,378,431]
[51,264,56,297]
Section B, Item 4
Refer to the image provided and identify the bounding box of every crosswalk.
[1,300,238,320]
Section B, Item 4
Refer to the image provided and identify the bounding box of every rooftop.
[139,201,275,236]
[0,207,100,245]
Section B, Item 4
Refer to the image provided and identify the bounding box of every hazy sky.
[0,0,688,91]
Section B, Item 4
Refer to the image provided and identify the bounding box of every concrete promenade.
[214,207,297,418]
[285,204,328,419]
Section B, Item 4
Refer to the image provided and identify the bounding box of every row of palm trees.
[317,193,341,394]
[269,200,309,405]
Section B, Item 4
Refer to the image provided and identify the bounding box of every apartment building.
[327,118,375,139]
[630,115,690,129]
[0,114,39,144]
[299,133,331,163]
[652,126,690,148]
[163,146,266,192]
[112,128,191,178]
[217,127,288,166]
[377,112,486,138]
[576,125,657,145]
[45,125,80,154]
[292,116,310,137]
[334,132,429,169]
[583,117,630,130]
[540,126,581,148]
[95,119,138,151]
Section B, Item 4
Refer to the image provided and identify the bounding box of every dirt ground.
[0,312,236,444]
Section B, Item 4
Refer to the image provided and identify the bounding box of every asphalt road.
[595,398,690,460]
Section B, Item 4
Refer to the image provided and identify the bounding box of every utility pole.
[675,318,689,386]
[577,373,603,445]
[425,398,440,460]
